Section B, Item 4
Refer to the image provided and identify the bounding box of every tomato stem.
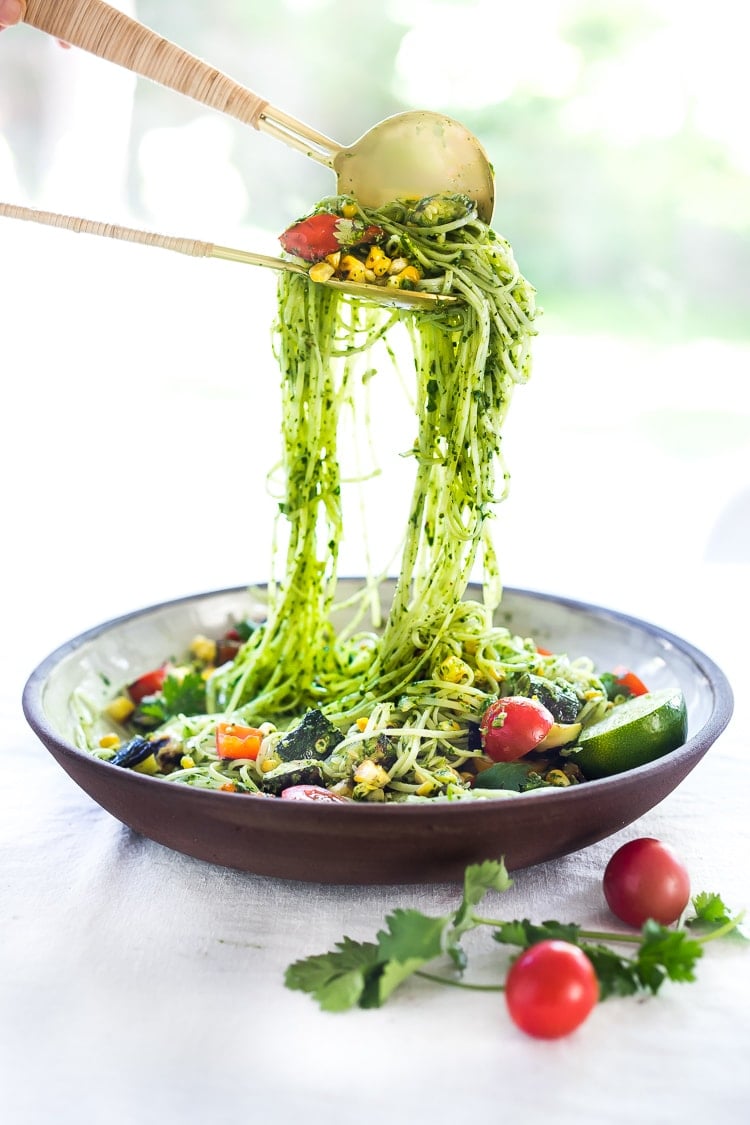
[471,911,745,947]
[414,970,504,992]
[576,928,643,944]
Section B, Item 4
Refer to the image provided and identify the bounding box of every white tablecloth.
[1,230,749,1124]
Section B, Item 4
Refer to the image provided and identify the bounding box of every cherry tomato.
[279,213,383,262]
[127,665,168,704]
[505,940,599,1039]
[603,837,691,927]
[280,785,350,803]
[480,696,554,762]
[215,722,264,760]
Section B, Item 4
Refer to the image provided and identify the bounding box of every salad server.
[22,0,495,222]
[0,201,458,310]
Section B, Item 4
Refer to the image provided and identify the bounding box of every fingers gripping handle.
[23,0,269,129]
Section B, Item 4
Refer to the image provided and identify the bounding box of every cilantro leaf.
[690,891,731,926]
[492,918,581,948]
[376,908,448,964]
[453,860,513,933]
[579,943,641,999]
[472,762,533,792]
[284,936,380,1012]
[285,910,451,1011]
[687,892,747,941]
[447,859,513,968]
[633,921,703,992]
[162,670,207,715]
[135,671,207,727]
[375,908,464,1003]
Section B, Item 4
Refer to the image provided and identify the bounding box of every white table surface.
[1,227,749,1125]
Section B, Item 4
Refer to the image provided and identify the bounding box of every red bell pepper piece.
[215,722,264,760]
[128,665,168,704]
[612,666,649,697]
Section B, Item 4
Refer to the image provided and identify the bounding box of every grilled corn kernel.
[365,245,391,276]
[415,780,436,797]
[353,759,389,788]
[544,769,571,787]
[339,254,367,283]
[133,753,160,775]
[356,716,369,732]
[389,257,409,274]
[436,655,473,685]
[309,261,335,283]
[341,202,358,218]
[398,265,421,284]
[105,695,136,723]
[98,733,121,750]
[180,755,196,770]
[190,634,217,664]
[260,755,281,773]
[325,251,342,269]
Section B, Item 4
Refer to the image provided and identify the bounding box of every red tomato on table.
[505,940,599,1039]
[603,838,691,927]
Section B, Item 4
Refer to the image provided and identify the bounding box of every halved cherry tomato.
[505,940,599,1039]
[279,213,383,262]
[480,696,554,762]
[215,722,263,760]
[279,213,341,260]
[280,785,350,803]
[127,665,168,704]
[612,666,649,697]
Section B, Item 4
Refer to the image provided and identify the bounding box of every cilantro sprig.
[284,860,745,1012]
[134,670,207,728]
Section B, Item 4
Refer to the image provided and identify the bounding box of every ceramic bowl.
[23,582,734,884]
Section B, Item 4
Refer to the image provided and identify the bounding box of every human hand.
[0,0,25,31]
[0,0,68,45]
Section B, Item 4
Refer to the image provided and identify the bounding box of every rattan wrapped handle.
[0,201,458,309]
[23,0,339,162]
[0,201,307,275]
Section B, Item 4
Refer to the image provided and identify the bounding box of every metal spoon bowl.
[23,0,495,222]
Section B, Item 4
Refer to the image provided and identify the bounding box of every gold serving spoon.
[0,202,458,311]
[22,0,495,223]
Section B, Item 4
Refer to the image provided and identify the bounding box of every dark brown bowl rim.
[22,584,734,821]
